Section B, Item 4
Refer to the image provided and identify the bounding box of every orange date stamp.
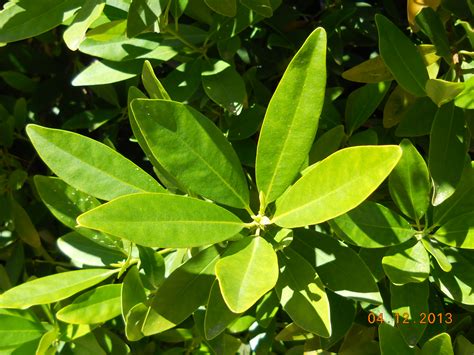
[368,312,453,325]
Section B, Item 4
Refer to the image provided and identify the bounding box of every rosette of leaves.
[0,26,409,352]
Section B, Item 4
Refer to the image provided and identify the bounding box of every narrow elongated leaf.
[292,231,382,304]
[215,237,278,313]
[63,0,105,51]
[0,0,82,43]
[375,14,429,96]
[142,60,170,100]
[57,284,122,324]
[142,246,220,335]
[429,102,468,205]
[389,139,430,223]
[0,269,117,309]
[0,315,45,350]
[391,281,429,346]
[72,60,142,86]
[12,200,41,248]
[78,193,244,248]
[434,212,474,249]
[379,323,416,355]
[342,56,393,83]
[273,146,402,228]
[421,239,452,272]
[422,333,454,355]
[26,125,163,201]
[415,7,451,61]
[256,28,327,203]
[345,82,390,135]
[382,239,430,285]
[121,266,147,323]
[275,248,331,337]
[204,281,239,340]
[131,99,249,209]
[204,0,236,16]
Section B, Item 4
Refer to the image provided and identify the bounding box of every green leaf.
[142,246,220,335]
[0,315,45,350]
[421,238,452,272]
[275,248,331,337]
[255,291,279,328]
[142,60,171,100]
[389,139,430,223]
[256,28,327,203]
[63,0,106,51]
[375,14,429,97]
[201,60,247,115]
[422,333,454,355]
[227,105,265,141]
[121,266,147,324]
[291,230,382,304]
[382,239,430,285]
[204,281,239,340]
[341,56,393,83]
[432,250,474,305]
[72,60,142,86]
[0,0,82,43]
[455,76,474,109]
[308,125,345,164]
[78,193,244,248]
[240,0,272,17]
[204,0,236,16]
[378,323,416,355]
[383,85,415,129]
[273,146,402,228]
[131,99,249,209]
[345,81,390,135]
[11,200,41,249]
[137,246,165,289]
[215,237,278,313]
[395,97,438,137]
[434,212,474,249]
[429,102,469,205]
[426,79,464,107]
[415,7,451,62]
[162,59,203,102]
[320,292,356,349]
[26,125,163,201]
[391,281,429,346]
[127,0,163,37]
[0,269,117,308]
[57,284,122,324]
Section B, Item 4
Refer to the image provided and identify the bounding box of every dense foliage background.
[0,0,473,354]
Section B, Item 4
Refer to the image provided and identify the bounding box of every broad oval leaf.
[131,99,250,209]
[256,27,327,204]
[273,146,402,228]
[291,231,382,304]
[77,193,244,248]
[57,284,122,324]
[389,139,430,223]
[382,239,430,285]
[0,269,117,309]
[375,14,429,97]
[215,237,278,313]
[26,125,163,201]
[0,315,45,350]
[434,212,474,249]
[142,246,220,335]
[275,248,331,337]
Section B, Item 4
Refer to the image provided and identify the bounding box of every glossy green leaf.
[320,292,356,349]
[382,239,430,285]
[389,139,430,223]
[0,269,117,308]
[455,76,474,109]
[0,0,82,43]
[72,59,142,86]
[275,248,331,337]
[26,125,163,201]
[429,102,468,205]
[204,281,239,340]
[240,0,272,17]
[415,7,451,61]
[375,14,429,96]
[273,146,402,228]
[378,323,416,355]
[121,266,147,324]
[341,56,393,83]
[434,212,474,249]
[308,125,345,164]
[127,0,163,37]
[421,238,452,272]
[57,284,122,324]
[137,246,165,289]
[63,0,106,51]
[291,230,382,304]
[131,99,249,209]
[142,246,220,335]
[204,0,236,16]
[391,281,429,346]
[162,59,203,102]
[0,315,45,350]
[201,60,247,115]
[142,60,171,100]
[78,193,244,248]
[215,237,278,313]
[256,28,327,203]
[426,79,464,107]
[422,333,454,355]
[432,250,474,305]
[345,81,390,135]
